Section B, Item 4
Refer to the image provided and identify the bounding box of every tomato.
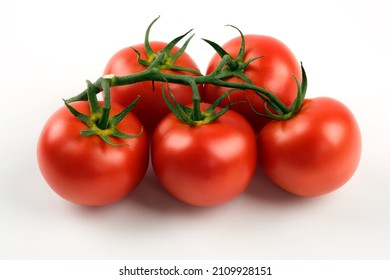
[103,41,200,133]
[151,103,257,206]
[202,35,302,133]
[37,101,149,206]
[257,97,361,196]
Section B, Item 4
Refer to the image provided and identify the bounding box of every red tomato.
[103,41,200,132]
[202,35,302,133]
[151,103,257,206]
[37,101,149,206]
[257,97,361,196]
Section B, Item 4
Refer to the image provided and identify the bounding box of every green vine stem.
[66,51,304,121]
[65,17,307,128]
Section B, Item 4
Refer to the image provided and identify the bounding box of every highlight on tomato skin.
[257,97,362,197]
[151,103,258,207]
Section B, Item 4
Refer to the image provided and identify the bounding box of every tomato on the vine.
[257,97,361,197]
[151,103,257,207]
[103,41,200,132]
[202,35,302,133]
[37,101,149,206]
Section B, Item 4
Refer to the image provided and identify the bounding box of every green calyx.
[202,25,308,121]
[162,85,236,126]
[64,76,142,146]
[202,25,263,84]
[249,63,308,120]
[132,16,202,76]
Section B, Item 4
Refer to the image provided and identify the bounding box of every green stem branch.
[66,66,290,117]
[65,48,298,122]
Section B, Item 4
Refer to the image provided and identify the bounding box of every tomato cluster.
[37,18,362,207]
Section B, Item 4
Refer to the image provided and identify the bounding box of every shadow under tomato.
[129,160,322,209]
[125,166,214,215]
[69,164,321,217]
[244,165,317,206]
[129,163,319,213]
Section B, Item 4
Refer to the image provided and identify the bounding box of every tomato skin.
[202,35,302,133]
[151,104,257,207]
[258,97,361,197]
[37,101,149,206]
[103,41,200,133]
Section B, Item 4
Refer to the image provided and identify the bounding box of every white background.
[1,0,390,260]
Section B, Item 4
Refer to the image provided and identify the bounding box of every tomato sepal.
[162,84,235,126]
[248,63,308,121]
[203,25,263,80]
[132,16,202,76]
[203,25,298,118]
[64,76,143,146]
